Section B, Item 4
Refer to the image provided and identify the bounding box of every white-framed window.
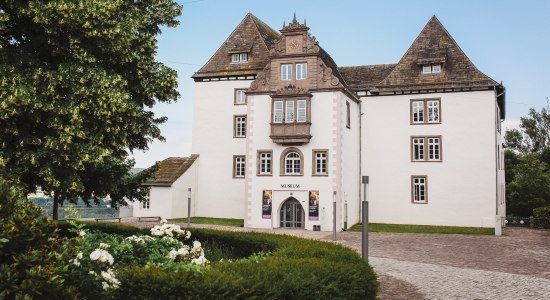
[412,137,425,161]
[412,176,428,203]
[142,197,150,209]
[428,137,441,161]
[297,99,307,122]
[235,89,246,105]
[273,100,284,123]
[258,151,272,175]
[231,53,248,63]
[313,150,328,175]
[412,100,424,124]
[281,64,292,80]
[234,116,246,138]
[422,64,442,74]
[285,100,295,123]
[412,136,441,161]
[285,152,301,175]
[427,100,440,123]
[296,63,307,80]
[233,156,245,178]
[411,99,440,124]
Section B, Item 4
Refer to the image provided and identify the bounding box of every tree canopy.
[504,101,550,216]
[0,0,182,218]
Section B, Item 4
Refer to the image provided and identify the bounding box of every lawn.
[347,223,494,235]
[169,216,244,227]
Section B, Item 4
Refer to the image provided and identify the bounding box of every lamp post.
[187,188,191,228]
[362,176,369,262]
[332,190,337,241]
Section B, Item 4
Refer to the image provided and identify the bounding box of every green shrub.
[0,180,82,299]
[85,224,377,299]
[533,206,550,228]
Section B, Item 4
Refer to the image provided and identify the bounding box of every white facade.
[134,160,198,219]
[361,90,505,227]
[141,14,505,231]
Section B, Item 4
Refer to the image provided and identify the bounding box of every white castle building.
[134,14,506,231]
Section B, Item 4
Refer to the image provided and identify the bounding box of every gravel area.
[122,219,550,299]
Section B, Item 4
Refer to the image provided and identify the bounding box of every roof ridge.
[339,63,397,69]
[248,13,280,53]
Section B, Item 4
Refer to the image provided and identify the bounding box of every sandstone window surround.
[234,89,247,105]
[280,147,304,176]
[411,136,442,162]
[234,115,246,138]
[312,149,328,176]
[410,98,441,124]
[233,155,246,178]
[257,150,273,176]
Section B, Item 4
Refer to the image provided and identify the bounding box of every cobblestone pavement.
[124,219,550,299]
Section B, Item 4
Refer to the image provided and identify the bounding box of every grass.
[347,222,494,235]
[169,216,244,227]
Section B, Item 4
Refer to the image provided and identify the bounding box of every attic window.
[422,64,442,74]
[231,53,248,63]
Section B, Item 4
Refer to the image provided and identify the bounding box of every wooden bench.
[138,216,162,222]
[95,217,122,223]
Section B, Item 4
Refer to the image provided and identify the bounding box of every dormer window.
[422,64,442,74]
[231,53,248,63]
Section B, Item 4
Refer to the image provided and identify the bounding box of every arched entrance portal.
[280,197,305,228]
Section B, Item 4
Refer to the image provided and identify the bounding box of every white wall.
[340,94,361,229]
[361,90,499,227]
[192,80,251,219]
[171,158,199,218]
[245,92,345,231]
[133,187,172,218]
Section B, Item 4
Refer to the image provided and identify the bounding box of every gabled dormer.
[192,13,280,80]
[248,14,357,145]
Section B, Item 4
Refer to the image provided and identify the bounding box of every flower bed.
[57,221,378,299]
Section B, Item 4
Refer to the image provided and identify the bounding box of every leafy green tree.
[0,1,181,218]
[506,152,550,216]
[505,101,550,152]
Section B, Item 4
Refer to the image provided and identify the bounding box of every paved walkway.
[125,219,550,299]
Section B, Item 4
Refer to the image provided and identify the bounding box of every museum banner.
[309,191,319,220]
[262,190,272,219]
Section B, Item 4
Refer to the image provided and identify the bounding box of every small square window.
[296,63,307,80]
[235,89,246,105]
[240,53,248,62]
[432,64,441,73]
[281,64,292,81]
[231,54,240,63]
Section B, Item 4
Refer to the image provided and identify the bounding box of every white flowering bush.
[69,220,209,292]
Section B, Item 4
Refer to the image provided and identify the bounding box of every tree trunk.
[52,194,59,220]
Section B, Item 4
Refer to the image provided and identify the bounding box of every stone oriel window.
[411,176,428,203]
[410,99,441,124]
[280,147,303,176]
[272,99,309,124]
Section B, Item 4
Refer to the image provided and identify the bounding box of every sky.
[131,0,550,168]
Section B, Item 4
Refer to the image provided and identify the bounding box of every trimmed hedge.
[58,222,378,299]
[533,206,550,228]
